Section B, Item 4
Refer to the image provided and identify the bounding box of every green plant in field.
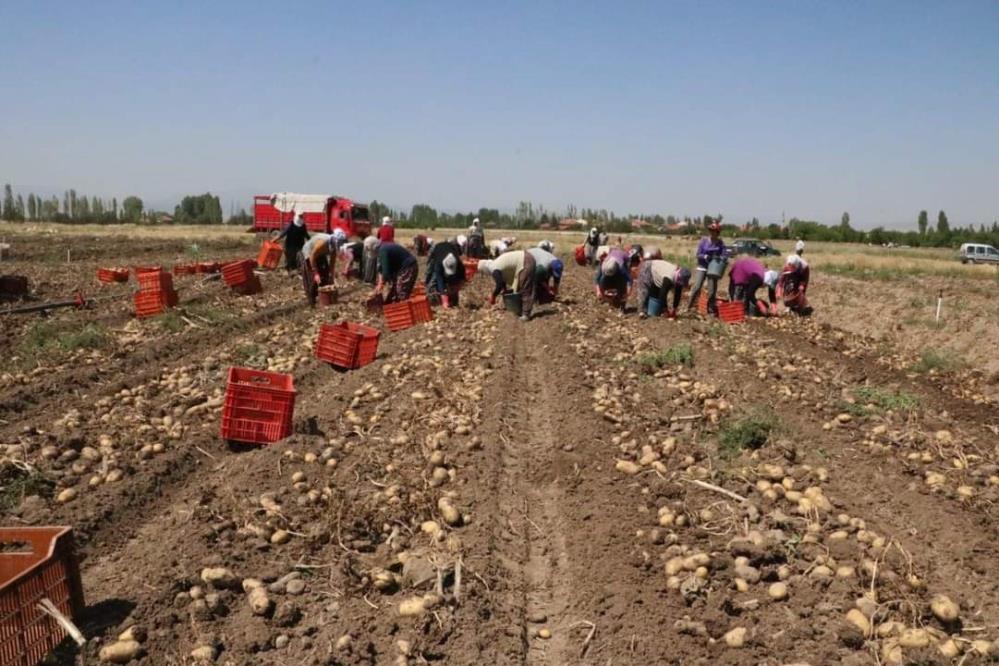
[19,322,109,356]
[0,463,54,512]
[910,349,964,374]
[636,343,694,371]
[835,399,869,418]
[718,410,777,458]
[234,343,264,363]
[157,312,187,333]
[706,322,728,338]
[853,386,919,412]
[186,243,203,259]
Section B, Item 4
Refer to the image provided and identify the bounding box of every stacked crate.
[133,267,178,318]
[222,259,261,295]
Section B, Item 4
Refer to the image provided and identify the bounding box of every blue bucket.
[647,296,664,317]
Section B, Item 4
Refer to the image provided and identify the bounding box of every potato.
[930,594,959,622]
[845,609,871,636]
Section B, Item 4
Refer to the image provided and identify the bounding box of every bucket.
[706,258,727,278]
[503,292,523,316]
[317,286,338,307]
[647,296,664,317]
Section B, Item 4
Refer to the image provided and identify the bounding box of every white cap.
[472,217,480,225]
[795,239,805,253]
[764,270,779,288]
[443,253,457,277]
[382,216,392,225]
[602,257,618,276]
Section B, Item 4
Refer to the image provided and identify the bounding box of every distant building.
[558,218,588,231]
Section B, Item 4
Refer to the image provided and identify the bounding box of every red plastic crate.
[461,259,478,280]
[197,261,220,274]
[257,240,283,270]
[220,367,296,445]
[96,267,129,284]
[383,301,414,332]
[409,295,433,323]
[134,289,177,318]
[173,263,198,276]
[697,292,732,317]
[135,268,173,293]
[0,527,85,666]
[314,322,381,369]
[221,260,255,287]
[233,275,262,296]
[718,300,746,324]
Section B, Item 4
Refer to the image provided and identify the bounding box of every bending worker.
[728,256,777,316]
[299,231,340,306]
[527,246,564,305]
[778,254,812,316]
[425,239,467,308]
[478,249,536,321]
[635,259,691,319]
[595,247,631,312]
[373,240,418,304]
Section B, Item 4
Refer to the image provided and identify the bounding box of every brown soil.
[2,231,998,666]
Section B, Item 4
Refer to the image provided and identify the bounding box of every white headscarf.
[764,270,779,288]
[601,257,618,276]
[443,253,458,277]
[795,239,805,254]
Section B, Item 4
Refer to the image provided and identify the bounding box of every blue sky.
[1,1,997,228]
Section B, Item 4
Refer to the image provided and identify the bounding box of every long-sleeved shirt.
[277,222,310,246]
[377,242,416,281]
[426,242,466,289]
[489,250,527,291]
[527,248,557,274]
[695,236,726,268]
[635,260,682,309]
[595,248,632,288]
[729,257,765,286]
[301,233,338,266]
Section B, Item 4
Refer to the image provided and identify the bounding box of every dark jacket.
[277,222,310,247]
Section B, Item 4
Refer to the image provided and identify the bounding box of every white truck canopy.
[269,193,330,215]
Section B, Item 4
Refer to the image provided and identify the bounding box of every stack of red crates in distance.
[222,259,261,295]
[133,267,178,318]
[220,367,296,445]
[314,322,381,370]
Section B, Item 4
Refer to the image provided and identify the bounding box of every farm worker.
[479,249,537,321]
[489,238,510,258]
[537,239,556,253]
[778,254,812,315]
[762,270,780,315]
[375,241,418,304]
[412,234,430,256]
[527,247,564,303]
[339,240,363,279]
[425,240,466,308]
[727,257,777,316]
[584,227,601,265]
[299,232,339,306]
[687,222,727,315]
[276,211,310,273]
[636,260,691,319]
[643,246,663,260]
[467,219,486,258]
[377,216,395,243]
[795,239,805,255]
[455,234,468,254]
[362,235,380,284]
[595,249,632,312]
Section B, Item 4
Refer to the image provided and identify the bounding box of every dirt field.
[2,223,999,665]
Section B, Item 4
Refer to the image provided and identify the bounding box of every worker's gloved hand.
[488,295,496,306]
[639,312,648,320]
[667,309,678,319]
[313,272,322,285]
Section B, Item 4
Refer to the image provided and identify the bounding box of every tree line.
[3,183,997,248]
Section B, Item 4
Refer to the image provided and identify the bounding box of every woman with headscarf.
[299,231,341,306]
[584,227,601,266]
[687,221,727,315]
[362,236,380,284]
[376,216,395,243]
[373,240,418,304]
[527,247,564,304]
[594,248,632,312]
[635,260,691,319]
[778,254,812,315]
[466,218,486,258]
[478,249,536,321]
[276,211,310,273]
[728,256,778,316]
[425,240,466,308]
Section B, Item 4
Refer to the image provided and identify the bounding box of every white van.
[958,243,999,264]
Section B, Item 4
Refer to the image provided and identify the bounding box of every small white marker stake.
[935,289,943,323]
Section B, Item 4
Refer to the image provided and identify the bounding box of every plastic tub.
[706,258,727,278]
[503,292,523,316]
[647,296,664,317]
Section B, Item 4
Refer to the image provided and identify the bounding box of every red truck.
[253,193,372,238]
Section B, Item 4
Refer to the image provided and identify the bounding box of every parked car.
[730,238,781,257]
[959,243,999,264]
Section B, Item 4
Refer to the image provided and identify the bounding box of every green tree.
[111,197,118,220]
[937,210,949,235]
[409,204,439,228]
[840,212,850,228]
[917,210,928,235]
[15,195,25,220]
[69,189,78,219]
[27,193,37,221]
[122,196,144,223]
[2,184,15,220]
